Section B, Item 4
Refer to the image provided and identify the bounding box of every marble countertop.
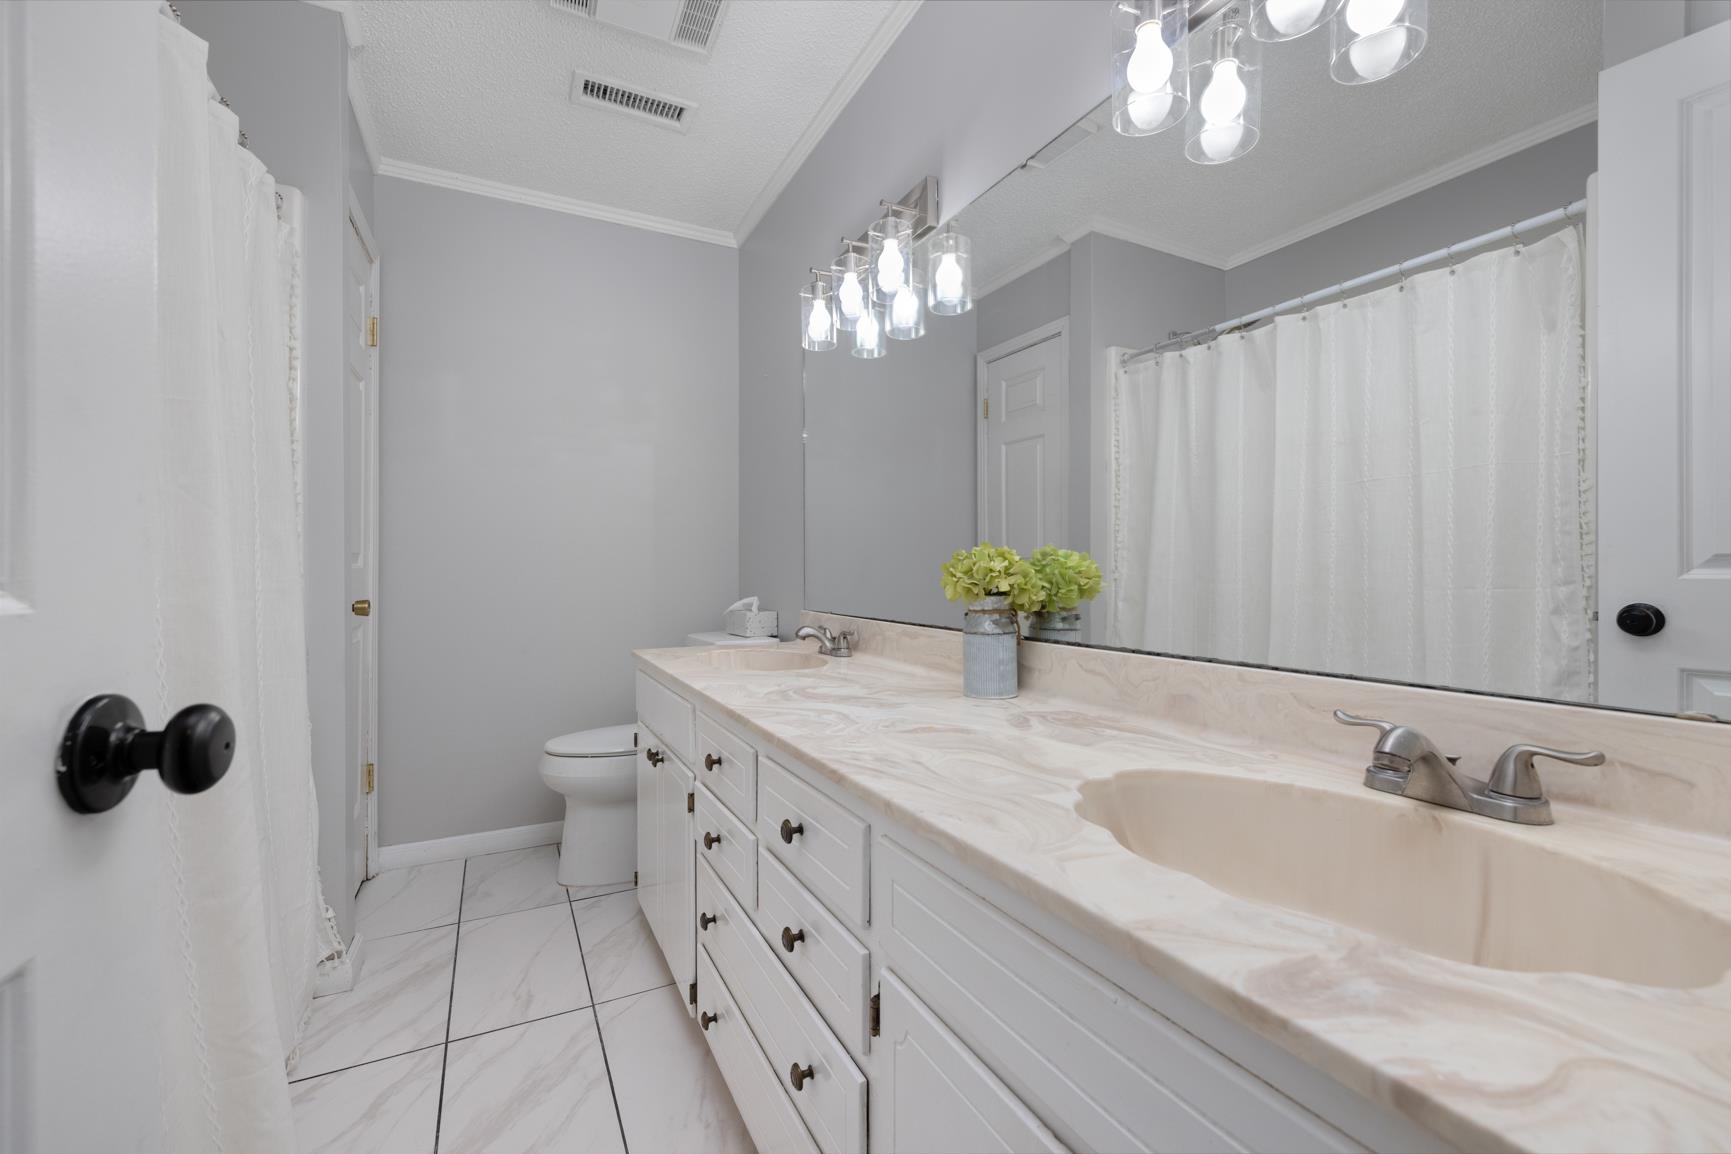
[633,640,1731,1154]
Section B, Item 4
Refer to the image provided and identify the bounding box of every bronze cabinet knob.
[781,926,805,953]
[789,1062,814,1091]
[700,1011,718,1031]
[703,831,722,849]
[645,748,665,767]
[699,911,716,930]
[704,752,722,771]
[779,818,804,844]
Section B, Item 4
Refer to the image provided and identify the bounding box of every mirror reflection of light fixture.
[886,266,927,341]
[926,224,974,316]
[831,245,868,332]
[851,298,886,359]
[1184,7,1261,165]
[1329,0,1426,84]
[1249,0,1340,41]
[868,211,914,300]
[799,276,836,352]
[1111,0,1190,137]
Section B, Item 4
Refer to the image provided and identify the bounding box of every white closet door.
[979,326,1068,554]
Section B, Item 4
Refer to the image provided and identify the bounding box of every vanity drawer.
[696,784,757,909]
[697,711,757,823]
[697,945,821,1154]
[757,757,870,928]
[752,847,871,1056]
[635,670,694,765]
[874,839,1360,1154]
[699,859,867,1154]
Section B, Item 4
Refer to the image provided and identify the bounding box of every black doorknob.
[57,694,236,814]
[1615,602,1666,637]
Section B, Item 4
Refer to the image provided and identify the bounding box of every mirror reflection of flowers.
[1027,546,1102,612]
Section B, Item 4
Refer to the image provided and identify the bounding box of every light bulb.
[1125,21,1174,94]
[934,252,965,304]
[1345,0,1403,34]
[838,270,864,319]
[1264,0,1326,35]
[1200,59,1247,124]
[806,298,832,344]
[1199,120,1245,161]
[1348,24,1407,79]
[1126,88,1173,130]
[891,284,919,329]
[876,235,904,294]
[857,306,880,345]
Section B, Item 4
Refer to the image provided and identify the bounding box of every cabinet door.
[873,971,1066,1154]
[663,753,697,1007]
[636,735,663,947]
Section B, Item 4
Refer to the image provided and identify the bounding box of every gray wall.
[976,250,1071,353]
[739,0,1113,636]
[347,107,374,227]
[1603,0,1730,66]
[178,0,361,937]
[374,177,739,847]
[1222,124,1599,317]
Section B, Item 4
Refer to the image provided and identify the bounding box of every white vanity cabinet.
[636,676,697,1010]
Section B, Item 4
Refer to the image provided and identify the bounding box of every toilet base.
[556,792,635,888]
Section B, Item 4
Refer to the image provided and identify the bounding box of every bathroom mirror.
[803,0,1731,720]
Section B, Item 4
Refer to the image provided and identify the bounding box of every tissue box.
[725,608,778,637]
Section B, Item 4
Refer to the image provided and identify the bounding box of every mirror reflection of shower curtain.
[1110,227,1593,702]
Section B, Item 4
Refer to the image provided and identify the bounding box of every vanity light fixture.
[1249,0,1340,41]
[1184,7,1261,165]
[926,223,974,316]
[1110,0,1190,137]
[800,275,836,352]
[1329,0,1426,84]
[832,244,868,332]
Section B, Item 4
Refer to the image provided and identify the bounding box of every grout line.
[432,858,467,1153]
[574,898,631,1154]
[286,1041,446,1085]
[567,883,636,907]
[357,917,459,944]
[439,982,677,1048]
[458,895,574,928]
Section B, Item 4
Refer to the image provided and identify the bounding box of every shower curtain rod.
[1120,197,1588,367]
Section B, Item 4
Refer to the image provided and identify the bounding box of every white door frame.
[347,185,382,880]
[975,317,1070,543]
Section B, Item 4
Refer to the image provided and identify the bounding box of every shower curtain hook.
[1447,244,1458,276]
[1510,219,1525,256]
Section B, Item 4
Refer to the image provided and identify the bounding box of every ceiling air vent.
[550,0,728,56]
[548,0,596,15]
[571,74,695,132]
[671,0,725,51]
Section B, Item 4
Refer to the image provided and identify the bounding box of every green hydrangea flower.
[939,543,1046,614]
[1027,546,1102,611]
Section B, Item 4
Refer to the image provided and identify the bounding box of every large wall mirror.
[803,0,1730,720]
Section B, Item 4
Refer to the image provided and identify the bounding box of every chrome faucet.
[794,624,854,657]
[1333,710,1604,826]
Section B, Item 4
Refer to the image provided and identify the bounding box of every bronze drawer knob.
[781,926,805,953]
[699,911,716,930]
[704,753,722,771]
[789,1062,814,1091]
[779,818,804,844]
[700,1011,718,1031]
[703,831,722,850]
[645,748,664,767]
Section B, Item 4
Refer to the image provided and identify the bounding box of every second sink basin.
[1076,769,1731,990]
[693,648,826,672]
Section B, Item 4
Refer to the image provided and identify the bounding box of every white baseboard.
[376,821,563,872]
[314,933,364,996]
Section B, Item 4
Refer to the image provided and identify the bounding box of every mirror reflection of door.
[978,322,1068,557]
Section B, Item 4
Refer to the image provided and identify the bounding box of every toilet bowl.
[538,723,637,888]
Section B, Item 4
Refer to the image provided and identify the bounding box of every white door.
[664,753,696,1010]
[0,2,172,1148]
[872,971,1067,1154]
[978,323,1069,554]
[1598,21,1731,719]
[344,207,380,878]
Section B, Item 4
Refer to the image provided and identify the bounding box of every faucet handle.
[1333,710,1397,736]
[1488,744,1606,800]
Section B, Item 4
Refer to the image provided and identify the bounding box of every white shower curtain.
[1110,227,1593,702]
[157,16,335,1151]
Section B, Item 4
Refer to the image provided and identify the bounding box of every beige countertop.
[634,635,1731,1154]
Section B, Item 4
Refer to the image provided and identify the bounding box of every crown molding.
[1222,102,1598,269]
[733,0,923,243]
[974,241,1070,301]
[1063,218,1228,270]
[376,158,739,247]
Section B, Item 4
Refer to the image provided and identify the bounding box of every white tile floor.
[289,845,754,1154]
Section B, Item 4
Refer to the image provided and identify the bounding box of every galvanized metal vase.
[1026,610,1081,644]
[962,595,1018,699]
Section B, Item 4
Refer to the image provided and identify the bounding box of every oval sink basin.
[1076,769,1731,990]
[692,648,826,672]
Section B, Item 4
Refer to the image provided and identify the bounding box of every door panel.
[981,331,1067,554]
[343,213,379,879]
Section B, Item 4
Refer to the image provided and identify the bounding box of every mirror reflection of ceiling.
[961,0,1601,292]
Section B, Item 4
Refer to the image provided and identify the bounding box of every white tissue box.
[725,608,778,637]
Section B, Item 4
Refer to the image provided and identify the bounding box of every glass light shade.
[1183,10,1261,165]
[799,279,836,352]
[850,299,887,359]
[867,214,914,300]
[832,250,868,332]
[926,228,973,316]
[1249,0,1341,41]
[885,268,926,341]
[1110,0,1190,138]
[1329,0,1426,84]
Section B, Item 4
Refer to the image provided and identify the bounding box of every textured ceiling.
[960,0,1603,287]
[350,0,912,240]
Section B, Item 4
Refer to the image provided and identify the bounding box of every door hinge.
[688,981,697,1006]
[982,397,989,419]
[869,990,880,1036]
[633,870,638,886]
[367,315,379,348]
[687,791,695,814]
[363,762,375,794]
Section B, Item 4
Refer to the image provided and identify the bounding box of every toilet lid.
[544,724,637,758]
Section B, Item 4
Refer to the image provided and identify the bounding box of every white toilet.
[541,632,778,887]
